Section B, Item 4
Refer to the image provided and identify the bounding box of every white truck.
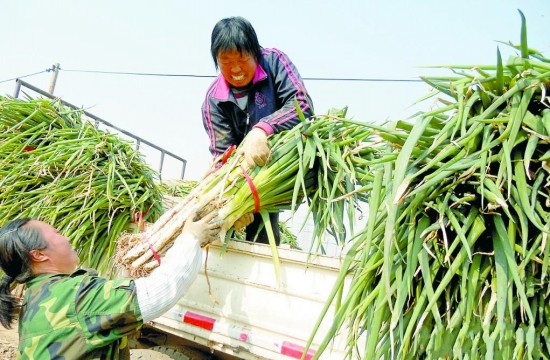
[128,239,352,360]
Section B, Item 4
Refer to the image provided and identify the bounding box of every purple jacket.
[201,48,314,158]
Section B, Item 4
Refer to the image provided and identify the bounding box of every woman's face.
[32,220,79,273]
[218,49,257,88]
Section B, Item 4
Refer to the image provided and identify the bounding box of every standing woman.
[202,16,314,245]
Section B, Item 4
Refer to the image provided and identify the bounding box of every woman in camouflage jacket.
[0,215,219,359]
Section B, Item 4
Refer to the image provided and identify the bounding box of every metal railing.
[13,79,187,179]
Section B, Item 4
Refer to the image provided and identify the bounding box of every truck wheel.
[143,345,213,360]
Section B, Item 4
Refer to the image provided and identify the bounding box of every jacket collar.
[212,62,268,101]
[26,268,93,286]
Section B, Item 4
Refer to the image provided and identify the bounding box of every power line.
[61,68,215,78]
[0,69,52,84]
[60,68,423,83]
[304,77,422,83]
[0,66,424,86]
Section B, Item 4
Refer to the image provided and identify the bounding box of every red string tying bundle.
[240,165,260,213]
[133,211,161,265]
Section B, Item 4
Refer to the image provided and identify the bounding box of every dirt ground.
[0,324,18,360]
[0,322,171,360]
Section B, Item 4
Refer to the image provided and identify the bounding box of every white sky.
[1,0,548,181]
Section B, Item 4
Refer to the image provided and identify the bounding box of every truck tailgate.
[149,240,351,360]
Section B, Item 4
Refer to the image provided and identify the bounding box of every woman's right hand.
[233,212,254,230]
[182,212,221,246]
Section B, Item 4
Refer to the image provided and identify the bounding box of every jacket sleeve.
[134,233,202,323]
[254,49,314,135]
[201,95,238,159]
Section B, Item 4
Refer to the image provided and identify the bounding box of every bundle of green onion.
[117,107,380,277]
[307,11,550,359]
[157,179,300,248]
[0,97,163,274]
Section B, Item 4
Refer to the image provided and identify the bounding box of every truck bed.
[144,240,351,360]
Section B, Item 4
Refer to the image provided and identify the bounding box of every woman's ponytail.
[0,218,44,329]
[0,274,17,329]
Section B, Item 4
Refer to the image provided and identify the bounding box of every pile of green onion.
[0,97,163,274]
[307,11,549,359]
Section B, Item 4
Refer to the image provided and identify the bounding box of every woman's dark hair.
[210,16,262,69]
[0,218,47,329]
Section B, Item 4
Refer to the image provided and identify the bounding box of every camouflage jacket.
[18,269,143,359]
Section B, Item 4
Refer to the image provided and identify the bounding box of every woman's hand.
[233,212,254,230]
[239,128,270,168]
[182,212,222,247]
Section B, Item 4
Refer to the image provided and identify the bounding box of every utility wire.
[305,77,422,83]
[0,69,52,84]
[60,68,424,83]
[0,66,424,85]
[61,68,215,78]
